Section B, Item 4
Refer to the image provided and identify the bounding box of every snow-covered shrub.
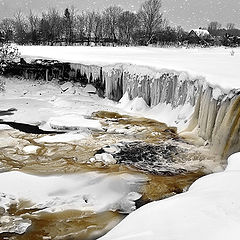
[0,43,20,63]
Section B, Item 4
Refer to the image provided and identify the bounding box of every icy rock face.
[69,62,240,158]
[186,87,240,158]
[102,65,201,108]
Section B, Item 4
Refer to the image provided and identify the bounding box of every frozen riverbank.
[99,152,240,240]
[18,46,240,90]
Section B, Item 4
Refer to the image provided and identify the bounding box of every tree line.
[0,0,188,46]
[0,0,239,47]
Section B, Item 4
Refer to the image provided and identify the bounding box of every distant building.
[188,29,214,44]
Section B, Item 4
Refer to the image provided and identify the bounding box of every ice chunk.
[48,114,102,131]
[23,145,40,154]
[84,84,97,94]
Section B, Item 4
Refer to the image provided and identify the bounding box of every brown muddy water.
[0,110,220,240]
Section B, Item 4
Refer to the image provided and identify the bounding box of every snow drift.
[98,152,240,240]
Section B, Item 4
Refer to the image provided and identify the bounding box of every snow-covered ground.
[99,152,240,240]
[18,46,240,90]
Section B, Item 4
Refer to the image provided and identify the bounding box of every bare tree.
[138,0,162,44]
[208,21,222,32]
[75,12,86,42]
[226,23,235,30]
[118,11,138,45]
[103,6,123,42]
[28,11,39,44]
[92,12,103,43]
[48,9,63,44]
[0,18,14,42]
[14,11,28,44]
[85,11,95,43]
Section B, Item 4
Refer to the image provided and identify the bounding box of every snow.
[99,152,240,240]
[127,97,149,112]
[89,153,117,165]
[22,145,40,154]
[0,78,117,132]
[0,215,31,234]
[191,29,210,37]
[0,171,146,214]
[118,93,193,130]
[84,84,97,94]
[18,46,240,90]
[0,77,192,131]
[48,114,102,131]
[36,132,88,143]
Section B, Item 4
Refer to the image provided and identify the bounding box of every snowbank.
[99,152,240,240]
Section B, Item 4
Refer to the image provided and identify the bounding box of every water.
[0,105,220,239]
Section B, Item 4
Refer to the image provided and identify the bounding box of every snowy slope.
[99,153,240,240]
[18,46,240,90]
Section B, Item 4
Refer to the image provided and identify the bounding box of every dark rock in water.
[0,121,65,134]
[96,141,187,176]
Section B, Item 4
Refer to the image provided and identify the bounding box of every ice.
[89,153,117,165]
[99,153,240,240]
[84,84,97,94]
[0,171,147,214]
[36,132,88,143]
[127,97,149,112]
[48,114,102,131]
[0,216,31,234]
[22,145,40,154]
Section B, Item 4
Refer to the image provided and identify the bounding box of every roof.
[190,29,210,37]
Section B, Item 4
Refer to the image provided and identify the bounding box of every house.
[188,29,214,44]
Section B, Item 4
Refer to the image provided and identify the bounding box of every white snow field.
[18,45,240,90]
[99,153,240,240]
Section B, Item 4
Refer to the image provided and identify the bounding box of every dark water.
[0,121,65,134]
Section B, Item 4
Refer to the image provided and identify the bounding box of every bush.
[0,43,20,63]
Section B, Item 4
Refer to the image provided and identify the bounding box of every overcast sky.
[0,0,239,30]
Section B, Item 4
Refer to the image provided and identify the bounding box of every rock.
[0,207,5,216]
